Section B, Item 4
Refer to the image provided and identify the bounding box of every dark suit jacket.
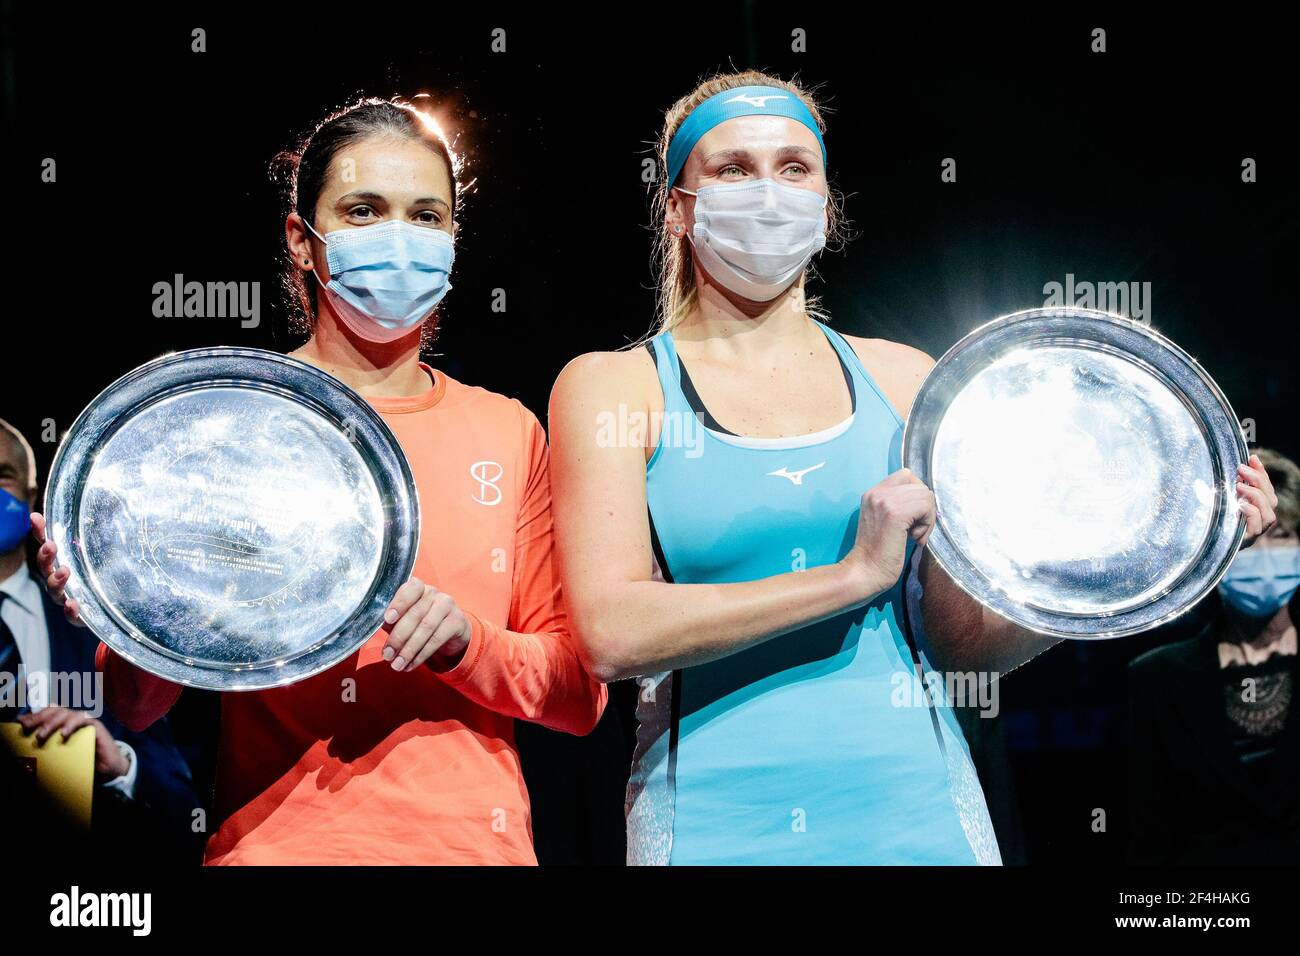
[1127,618,1300,864]
[37,580,204,861]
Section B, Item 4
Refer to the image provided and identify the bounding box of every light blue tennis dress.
[626,321,1002,865]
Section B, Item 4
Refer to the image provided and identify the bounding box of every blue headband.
[665,85,827,188]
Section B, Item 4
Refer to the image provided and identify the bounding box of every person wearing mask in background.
[1,419,201,861]
[1129,447,1300,864]
[32,97,606,865]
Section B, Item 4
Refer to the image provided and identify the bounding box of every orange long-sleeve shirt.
[95,365,606,865]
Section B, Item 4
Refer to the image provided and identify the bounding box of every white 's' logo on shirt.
[471,461,504,505]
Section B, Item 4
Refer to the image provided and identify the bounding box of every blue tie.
[0,591,20,720]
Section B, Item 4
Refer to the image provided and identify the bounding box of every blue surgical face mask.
[0,487,30,553]
[1218,543,1300,619]
[305,219,454,343]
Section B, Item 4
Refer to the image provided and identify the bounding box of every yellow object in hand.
[0,721,94,827]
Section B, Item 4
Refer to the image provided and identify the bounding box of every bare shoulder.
[553,347,657,398]
[549,346,662,424]
[839,333,936,420]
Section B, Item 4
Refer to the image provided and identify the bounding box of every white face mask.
[677,178,828,301]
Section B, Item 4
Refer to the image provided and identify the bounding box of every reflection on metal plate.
[904,309,1245,638]
[46,349,419,689]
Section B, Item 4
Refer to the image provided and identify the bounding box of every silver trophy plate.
[903,307,1246,638]
[45,348,420,689]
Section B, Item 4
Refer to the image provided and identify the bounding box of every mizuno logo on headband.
[665,83,828,188]
[724,94,789,108]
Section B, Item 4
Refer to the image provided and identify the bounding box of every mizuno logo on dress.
[725,94,789,108]
[767,462,825,485]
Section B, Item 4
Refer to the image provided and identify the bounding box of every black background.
[2,2,1297,866]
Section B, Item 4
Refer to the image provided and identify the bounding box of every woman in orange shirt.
[32,97,606,865]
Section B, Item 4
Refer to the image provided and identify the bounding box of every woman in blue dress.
[547,70,1279,864]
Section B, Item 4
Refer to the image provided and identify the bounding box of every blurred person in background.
[0,418,202,862]
[1128,447,1300,864]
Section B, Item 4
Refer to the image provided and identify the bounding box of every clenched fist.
[840,468,936,600]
